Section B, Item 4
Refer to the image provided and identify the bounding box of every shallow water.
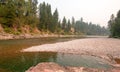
[0,52,113,72]
[0,37,113,72]
[56,53,113,69]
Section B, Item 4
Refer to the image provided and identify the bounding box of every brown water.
[0,37,113,72]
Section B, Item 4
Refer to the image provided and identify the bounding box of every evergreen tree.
[13,0,26,27]
[108,10,120,37]
[0,0,16,27]
[52,9,59,32]
[25,0,38,26]
[47,4,53,32]
[39,2,53,32]
[113,10,120,37]
[71,17,75,28]
[62,17,67,31]
[71,17,75,33]
[75,18,109,35]
[0,0,38,33]
[58,20,61,29]
[39,2,46,30]
[66,19,71,33]
[108,14,115,37]
[0,0,109,35]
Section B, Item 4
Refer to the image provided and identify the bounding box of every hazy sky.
[38,0,120,27]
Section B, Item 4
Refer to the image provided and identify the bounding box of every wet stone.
[26,62,120,72]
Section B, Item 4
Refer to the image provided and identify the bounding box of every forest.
[0,0,109,35]
[108,10,120,38]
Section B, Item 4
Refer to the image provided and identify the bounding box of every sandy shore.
[22,38,120,59]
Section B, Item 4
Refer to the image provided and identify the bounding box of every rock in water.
[26,62,120,72]
[26,62,67,72]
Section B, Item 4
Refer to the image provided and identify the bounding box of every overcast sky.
[38,0,120,27]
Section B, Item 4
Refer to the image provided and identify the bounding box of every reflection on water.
[0,37,78,72]
[0,52,58,72]
[0,52,113,72]
[0,38,113,72]
[56,53,113,69]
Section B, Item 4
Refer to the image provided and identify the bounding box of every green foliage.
[38,2,59,33]
[66,19,71,33]
[75,18,109,35]
[0,0,16,27]
[71,17,75,28]
[0,0,38,34]
[108,10,120,38]
[39,2,51,30]
[14,31,21,35]
[0,1,109,35]
[4,28,13,33]
[52,9,59,32]
[62,17,67,31]
[4,27,21,35]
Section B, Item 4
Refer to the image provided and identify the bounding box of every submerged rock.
[26,62,67,72]
[25,62,120,72]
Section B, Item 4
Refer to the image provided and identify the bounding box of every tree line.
[75,18,109,35]
[108,10,120,38]
[0,0,108,35]
[0,0,39,34]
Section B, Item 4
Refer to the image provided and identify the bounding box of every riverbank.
[22,38,120,67]
[26,62,120,72]
[0,33,85,40]
[22,38,120,57]
[23,37,120,72]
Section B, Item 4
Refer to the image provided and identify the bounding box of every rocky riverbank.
[23,38,120,72]
[26,62,120,72]
[0,33,57,40]
[22,38,120,59]
[0,33,85,40]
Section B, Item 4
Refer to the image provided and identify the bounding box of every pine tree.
[62,17,67,31]
[71,17,75,28]
[47,4,53,32]
[67,19,71,33]
[25,0,38,27]
[0,0,39,33]
[108,14,115,37]
[52,9,59,32]
[108,10,120,37]
[39,2,53,32]
[113,10,120,37]
[13,0,26,27]
[39,2,47,30]
[0,0,16,27]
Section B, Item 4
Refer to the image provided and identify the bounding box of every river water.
[0,37,113,72]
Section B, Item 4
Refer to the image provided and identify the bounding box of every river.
[0,37,119,72]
